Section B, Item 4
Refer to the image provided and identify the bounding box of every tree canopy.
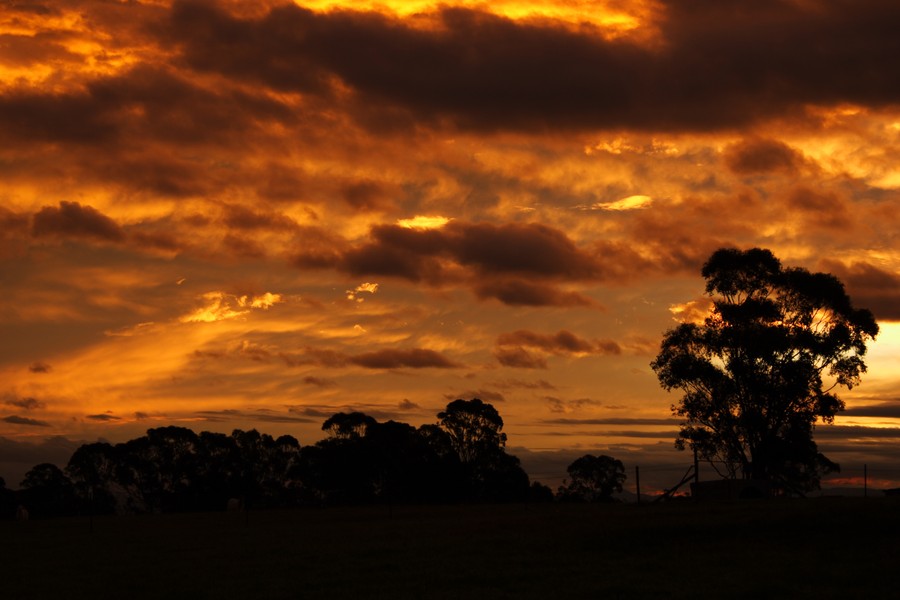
[558,454,626,503]
[7,399,536,517]
[651,247,878,494]
[437,398,507,464]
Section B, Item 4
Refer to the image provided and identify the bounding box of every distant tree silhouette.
[66,442,120,514]
[0,476,17,519]
[231,429,301,509]
[365,420,454,504]
[64,427,303,514]
[17,401,539,515]
[651,247,879,495]
[438,399,507,464]
[438,399,529,501]
[20,463,76,518]
[308,437,376,504]
[305,415,454,505]
[557,455,625,502]
[529,481,555,503]
[142,426,203,512]
[195,431,242,508]
[322,412,377,439]
[416,423,467,502]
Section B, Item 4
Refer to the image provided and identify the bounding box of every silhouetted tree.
[304,429,377,505]
[145,426,203,511]
[651,248,879,495]
[438,399,507,464]
[416,424,466,502]
[0,476,17,519]
[437,399,529,501]
[558,455,625,502]
[20,463,76,517]
[528,481,555,503]
[231,429,299,508]
[322,412,377,440]
[66,442,121,514]
[365,420,428,504]
[473,451,530,502]
[195,431,242,508]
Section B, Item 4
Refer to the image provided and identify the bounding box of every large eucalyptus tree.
[651,248,878,494]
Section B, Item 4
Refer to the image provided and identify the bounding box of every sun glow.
[595,195,653,211]
[292,0,659,36]
[180,292,284,323]
[397,215,450,229]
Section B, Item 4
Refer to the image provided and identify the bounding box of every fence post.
[635,466,641,504]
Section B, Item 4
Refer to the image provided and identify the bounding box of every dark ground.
[2,498,898,599]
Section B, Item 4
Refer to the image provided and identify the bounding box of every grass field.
[2,498,898,599]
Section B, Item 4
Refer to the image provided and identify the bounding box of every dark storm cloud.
[723,138,803,174]
[0,31,81,67]
[290,226,351,270]
[32,201,125,242]
[221,204,298,231]
[489,378,557,391]
[4,2,58,17]
[497,330,622,355]
[843,401,900,419]
[280,347,460,369]
[473,279,596,307]
[258,163,307,202]
[165,0,334,96]
[85,413,121,421]
[196,409,315,424]
[816,425,900,439]
[130,230,183,253]
[2,415,50,427]
[3,395,45,411]
[0,207,29,233]
[340,180,396,211]
[350,348,461,369]
[785,187,851,230]
[163,0,900,132]
[295,220,610,305]
[289,406,334,418]
[628,210,735,275]
[545,396,602,413]
[819,260,900,321]
[222,233,267,259]
[0,65,292,148]
[439,221,601,278]
[494,347,548,369]
[338,228,447,283]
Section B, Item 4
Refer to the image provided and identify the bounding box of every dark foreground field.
[2,498,898,599]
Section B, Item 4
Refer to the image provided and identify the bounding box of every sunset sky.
[3,0,900,491]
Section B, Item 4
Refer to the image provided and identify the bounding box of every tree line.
[2,247,878,517]
[0,399,626,519]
